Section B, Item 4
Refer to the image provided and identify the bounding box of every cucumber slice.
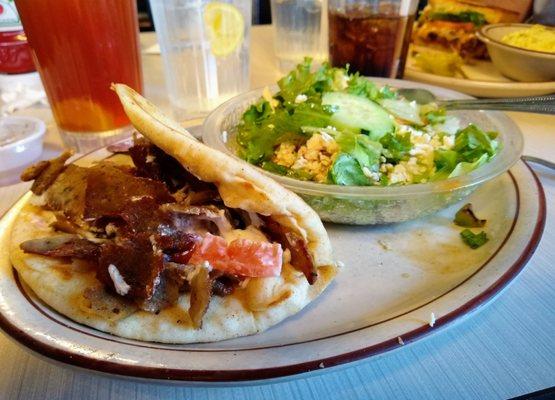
[322,92,394,140]
[381,99,423,125]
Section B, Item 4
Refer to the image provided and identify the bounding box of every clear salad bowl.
[202,79,524,224]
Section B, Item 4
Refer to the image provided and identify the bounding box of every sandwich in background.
[411,0,532,76]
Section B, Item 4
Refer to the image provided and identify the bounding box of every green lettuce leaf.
[449,153,488,178]
[460,229,489,249]
[431,124,499,180]
[237,100,332,163]
[454,124,497,160]
[425,109,447,124]
[276,58,341,105]
[431,149,457,181]
[329,153,371,186]
[347,73,379,100]
[454,203,486,227]
[379,131,412,162]
[378,85,397,100]
[428,11,487,26]
[336,133,382,173]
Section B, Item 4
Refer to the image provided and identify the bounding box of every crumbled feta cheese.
[409,143,433,157]
[389,164,411,184]
[291,156,308,170]
[320,131,334,142]
[362,166,380,181]
[442,135,455,149]
[108,264,131,296]
[294,94,308,103]
[379,163,391,173]
[221,130,228,143]
[399,124,424,137]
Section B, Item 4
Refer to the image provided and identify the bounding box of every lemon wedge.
[203,2,245,57]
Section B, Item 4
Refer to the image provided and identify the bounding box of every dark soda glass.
[328,4,415,78]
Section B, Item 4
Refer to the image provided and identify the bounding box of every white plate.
[405,51,555,98]
[0,144,545,383]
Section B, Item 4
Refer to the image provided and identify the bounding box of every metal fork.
[397,89,555,115]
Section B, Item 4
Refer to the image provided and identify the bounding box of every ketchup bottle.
[0,0,35,74]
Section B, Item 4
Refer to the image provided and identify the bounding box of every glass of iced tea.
[15,0,143,152]
[328,0,418,78]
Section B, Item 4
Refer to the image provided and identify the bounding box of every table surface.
[0,27,554,400]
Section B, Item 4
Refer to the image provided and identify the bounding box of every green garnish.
[329,153,371,186]
[428,11,488,27]
[380,131,412,163]
[460,229,489,249]
[432,124,499,181]
[454,203,486,227]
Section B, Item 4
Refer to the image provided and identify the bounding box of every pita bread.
[9,85,337,343]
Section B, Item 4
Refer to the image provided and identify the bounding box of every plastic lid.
[0,116,46,172]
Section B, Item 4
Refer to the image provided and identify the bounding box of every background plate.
[0,145,545,383]
[405,51,555,98]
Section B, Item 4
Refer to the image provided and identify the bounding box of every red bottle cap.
[0,1,35,74]
[0,29,35,74]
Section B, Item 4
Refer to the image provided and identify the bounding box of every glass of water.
[271,0,328,73]
[149,0,251,119]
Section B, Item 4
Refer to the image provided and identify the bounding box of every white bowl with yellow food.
[477,24,555,82]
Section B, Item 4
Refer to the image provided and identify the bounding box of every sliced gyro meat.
[50,213,82,234]
[262,217,318,284]
[44,164,89,222]
[160,203,234,236]
[84,163,173,221]
[20,234,100,259]
[210,270,240,297]
[188,265,213,329]
[142,262,195,312]
[20,160,50,182]
[22,150,73,195]
[129,137,217,193]
[97,233,165,312]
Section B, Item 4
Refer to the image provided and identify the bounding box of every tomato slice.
[189,234,282,277]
